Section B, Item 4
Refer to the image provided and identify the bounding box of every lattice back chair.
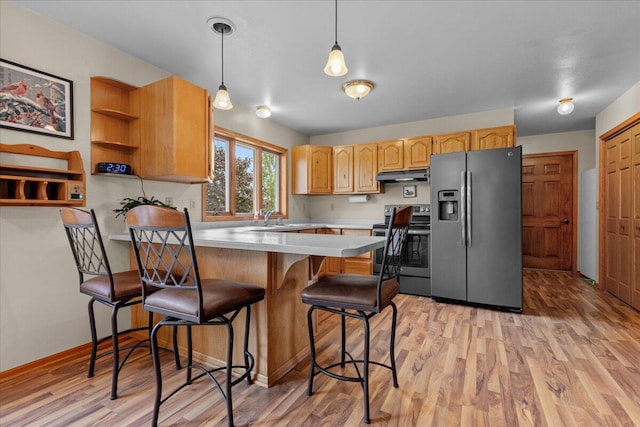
[301,205,412,424]
[60,207,180,401]
[126,205,265,427]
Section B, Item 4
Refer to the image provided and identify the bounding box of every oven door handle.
[408,229,430,236]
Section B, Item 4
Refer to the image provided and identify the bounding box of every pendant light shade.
[557,98,574,115]
[324,0,348,76]
[213,84,233,110]
[210,19,234,110]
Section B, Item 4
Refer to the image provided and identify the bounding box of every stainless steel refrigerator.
[430,146,523,312]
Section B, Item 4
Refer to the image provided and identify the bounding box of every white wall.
[0,2,307,371]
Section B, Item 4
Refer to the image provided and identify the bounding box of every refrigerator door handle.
[460,171,467,246]
[467,171,472,247]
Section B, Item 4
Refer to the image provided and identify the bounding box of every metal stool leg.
[306,305,317,396]
[390,302,399,387]
[225,321,235,427]
[110,303,121,400]
[150,322,163,427]
[362,313,371,424]
[243,305,253,385]
[87,298,98,378]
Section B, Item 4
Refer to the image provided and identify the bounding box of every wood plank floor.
[2,270,640,426]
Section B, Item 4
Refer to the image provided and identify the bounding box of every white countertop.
[110,226,385,257]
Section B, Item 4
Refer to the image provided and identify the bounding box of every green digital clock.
[97,162,132,174]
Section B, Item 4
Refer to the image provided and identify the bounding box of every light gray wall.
[0,2,307,371]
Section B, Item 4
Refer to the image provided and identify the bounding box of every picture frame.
[403,185,416,198]
[0,58,74,139]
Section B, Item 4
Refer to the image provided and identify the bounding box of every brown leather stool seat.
[301,205,412,424]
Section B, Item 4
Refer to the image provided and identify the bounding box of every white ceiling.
[13,0,640,137]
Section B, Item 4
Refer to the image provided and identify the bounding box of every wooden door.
[378,140,404,171]
[471,126,515,151]
[333,145,353,193]
[605,130,632,303]
[632,123,640,310]
[522,152,575,271]
[354,143,379,193]
[432,131,471,155]
[404,136,431,168]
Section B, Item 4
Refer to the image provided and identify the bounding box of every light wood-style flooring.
[2,270,640,426]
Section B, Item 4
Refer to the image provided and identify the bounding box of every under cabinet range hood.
[375,168,430,183]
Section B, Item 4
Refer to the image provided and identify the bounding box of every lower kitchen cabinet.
[340,228,373,275]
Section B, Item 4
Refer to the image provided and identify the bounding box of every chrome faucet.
[264,210,276,226]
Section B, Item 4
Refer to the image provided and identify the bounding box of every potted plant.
[113,196,176,219]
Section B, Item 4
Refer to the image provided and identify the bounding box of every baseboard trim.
[0,342,92,382]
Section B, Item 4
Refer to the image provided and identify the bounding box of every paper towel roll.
[348,195,370,203]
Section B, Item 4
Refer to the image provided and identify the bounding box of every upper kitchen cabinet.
[378,139,404,171]
[471,126,516,151]
[135,76,211,183]
[90,77,139,174]
[404,136,432,169]
[432,131,471,155]
[354,143,381,193]
[292,145,333,194]
[333,145,354,193]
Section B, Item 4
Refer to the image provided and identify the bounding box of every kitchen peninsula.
[110,226,384,386]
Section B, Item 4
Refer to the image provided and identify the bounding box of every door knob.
[561,218,569,224]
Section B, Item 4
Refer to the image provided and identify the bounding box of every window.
[203,127,287,221]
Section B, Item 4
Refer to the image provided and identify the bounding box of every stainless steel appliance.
[430,146,523,312]
[373,204,430,296]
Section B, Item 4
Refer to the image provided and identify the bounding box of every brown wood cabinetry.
[601,117,640,310]
[354,143,380,193]
[90,77,139,174]
[432,131,471,155]
[333,145,353,193]
[471,126,516,151]
[0,143,85,206]
[292,145,332,194]
[318,228,342,277]
[136,76,211,183]
[340,228,373,275]
[404,136,432,168]
[91,75,211,183]
[377,139,404,171]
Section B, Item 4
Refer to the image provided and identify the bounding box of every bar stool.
[60,208,180,400]
[301,205,412,424]
[126,205,265,427]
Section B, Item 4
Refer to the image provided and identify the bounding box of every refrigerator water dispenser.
[438,190,459,221]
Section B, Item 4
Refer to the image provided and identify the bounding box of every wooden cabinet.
[354,143,380,193]
[90,77,139,174]
[318,228,342,277]
[378,139,404,171]
[341,228,373,275]
[292,145,332,194]
[404,136,432,169]
[1,143,85,206]
[432,131,471,155]
[602,119,640,309]
[333,145,354,193]
[471,126,516,151]
[136,76,211,183]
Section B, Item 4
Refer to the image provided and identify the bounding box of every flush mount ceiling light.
[208,17,235,110]
[324,0,348,77]
[557,97,574,115]
[256,105,271,118]
[343,80,374,100]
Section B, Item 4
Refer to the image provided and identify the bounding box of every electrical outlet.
[190,199,196,210]
[165,197,173,206]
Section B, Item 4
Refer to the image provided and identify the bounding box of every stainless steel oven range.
[372,204,430,296]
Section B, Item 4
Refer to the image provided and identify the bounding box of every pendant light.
[324,0,348,77]
[211,21,233,110]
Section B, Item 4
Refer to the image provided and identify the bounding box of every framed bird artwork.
[0,58,73,139]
